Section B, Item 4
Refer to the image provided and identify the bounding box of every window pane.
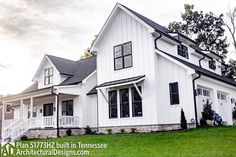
[217,93,220,99]
[109,91,117,118]
[132,87,142,117]
[169,82,179,105]
[120,89,129,118]
[123,42,132,55]
[115,58,123,70]
[49,76,53,84]
[124,55,132,68]
[114,46,122,58]
[49,68,53,75]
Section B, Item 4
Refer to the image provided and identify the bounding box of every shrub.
[119,128,125,134]
[20,135,28,141]
[130,128,137,133]
[233,107,236,120]
[180,108,187,129]
[85,125,92,134]
[66,129,72,136]
[202,99,215,120]
[106,129,112,134]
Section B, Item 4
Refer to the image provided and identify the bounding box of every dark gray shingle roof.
[97,75,145,88]
[87,86,97,95]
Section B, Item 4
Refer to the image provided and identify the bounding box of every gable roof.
[162,52,236,87]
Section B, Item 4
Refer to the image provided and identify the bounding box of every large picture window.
[44,67,53,85]
[62,100,73,116]
[108,90,118,118]
[114,42,132,70]
[120,88,129,118]
[132,87,142,117]
[169,82,180,105]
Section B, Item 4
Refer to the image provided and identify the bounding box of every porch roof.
[97,75,145,89]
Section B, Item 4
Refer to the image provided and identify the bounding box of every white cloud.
[0,0,236,94]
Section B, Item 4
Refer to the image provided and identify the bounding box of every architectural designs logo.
[0,142,15,157]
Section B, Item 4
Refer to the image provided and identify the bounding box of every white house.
[1,3,236,141]
[91,3,236,132]
[1,55,97,141]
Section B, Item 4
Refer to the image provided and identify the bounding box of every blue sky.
[0,0,235,95]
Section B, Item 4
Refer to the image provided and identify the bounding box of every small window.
[132,86,142,117]
[120,88,130,118]
[6,104,11,113]
[217,93,221,99]
[169,82,180,105]
[203,89,210,97]
[197,88,202,95]
[114,42,132,70]
[177,45,189,59]
[209,60,216,70]
[62,100,73,116]
[218,93,226,100]
[44,67,53,85]
[33,105,37,117]
[108,90,118,118]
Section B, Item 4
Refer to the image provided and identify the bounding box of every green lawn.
[15,126,236,157]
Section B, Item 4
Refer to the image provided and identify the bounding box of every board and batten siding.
[155,55,195,124]
[95,8,159,127]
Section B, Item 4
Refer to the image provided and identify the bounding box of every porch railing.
[2,116,80,142]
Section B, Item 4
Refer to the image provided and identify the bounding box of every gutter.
[51,86,60,138]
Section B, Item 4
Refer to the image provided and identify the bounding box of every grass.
[15,126,236,157]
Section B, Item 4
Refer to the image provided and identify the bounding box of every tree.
[180,108,187,129]
[168,4,228,59]
[222,59,236,80]
[225,6,236,51]
[201,99,215,120]
[80,35,97,59]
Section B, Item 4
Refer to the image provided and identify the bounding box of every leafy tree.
[222,59,236,80]
[201,99,215,120]
[180,108,187,129]
[225,6,236,51]
[168,4,228,59]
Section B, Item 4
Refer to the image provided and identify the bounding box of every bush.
[119,128,125,134]
[85,125,92,134]
[180,108,187,129]
[66,129,72,136]
[233,107,236,120]
[130,128,137,133]
[106,129,112,134]
[20,135,28,141]
[202,99,215,120]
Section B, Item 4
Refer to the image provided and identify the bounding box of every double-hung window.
[169,82,180,105]
[120,88,130,118]
[108,90,118,118]
[177,45,189,59]
[132,87,142,117]
[44,67,53,85]
[114,42,132,70]
[62,100,73,116]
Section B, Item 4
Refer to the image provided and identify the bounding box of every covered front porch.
[1,86,81,141]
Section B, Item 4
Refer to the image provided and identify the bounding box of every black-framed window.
[43,103,53,116]
[108,90,118,118]
[44,67,53,85]
[114,42,132,70]
[169,82,180,105]
[6,104,11,113]
[132,86,142,117]
[120,88,130,118]
[177,45,189,59]
[209,60,216,70]
[33,105,37,117]
[62,100,73,116]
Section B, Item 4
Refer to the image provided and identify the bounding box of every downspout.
[192,54,205,127]
[51,86,60,137]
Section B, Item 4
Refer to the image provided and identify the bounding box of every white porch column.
[54,94,58,128]
[2,101,5,129]
[30,97,33,118]
[213,89,219,114]
[20,99,23,120]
